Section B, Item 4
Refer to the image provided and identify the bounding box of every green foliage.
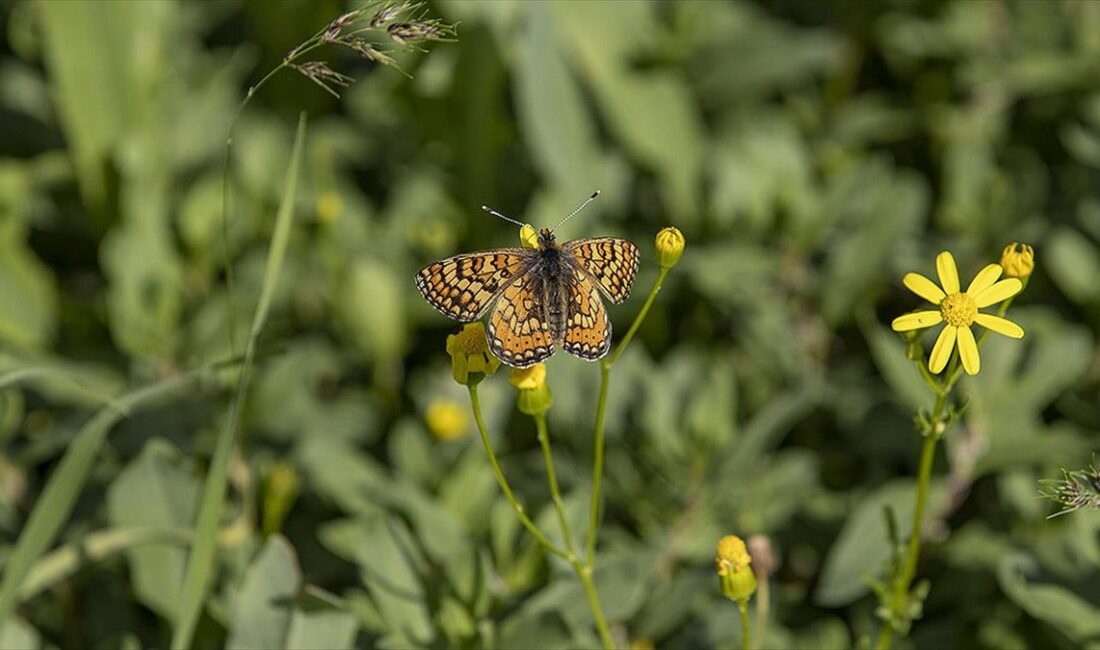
[1,0,1100,648]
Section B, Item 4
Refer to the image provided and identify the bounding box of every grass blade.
[0,361,235,633]
[171,112,308,650]
[16,526,192,602]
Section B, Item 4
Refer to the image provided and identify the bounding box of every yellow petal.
[936,251,960,294]
[957,326,980,375]
[929,325,957,374]
[891,311,944,332]
[903,273,946,305]
[974,278,1023,308]
[966,264,1002,296]
[973,313,1024,339]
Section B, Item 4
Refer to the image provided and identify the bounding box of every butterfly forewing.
[487,272,555,368]
[562,238,639,304]
[415,250,532,321]
[562,271,611,361]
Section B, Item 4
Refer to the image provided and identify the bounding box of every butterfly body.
[416,227,639,368]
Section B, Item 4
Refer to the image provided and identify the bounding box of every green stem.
[467,384,569,561]
[753,572,769,650]
[535,414,578,560]
[738,599,752,650]
[534,413,614,649]
[586,267,670,566]
[219,43,323,355]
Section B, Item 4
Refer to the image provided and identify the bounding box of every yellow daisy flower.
[891,251,1024,376]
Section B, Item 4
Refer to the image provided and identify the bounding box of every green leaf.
[172,113,308,650]
[998,552,1100,642]
[286,587,359,650]
[1046,227,1100,306]
[227,536,302,650]
[0,167,58,349]
[0,361,231,635]
[106,440,200,620]
[815,479,948,606]
[514,3,600,197]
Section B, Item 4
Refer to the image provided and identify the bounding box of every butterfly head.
[538,228,557,248]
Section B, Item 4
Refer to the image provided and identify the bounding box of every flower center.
[940,292,977,327]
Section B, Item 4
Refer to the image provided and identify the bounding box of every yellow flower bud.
[519,224,539,249]
[262,461,300,536]
[510,363,552,415]
[446,323,501,385]
[716,535,757,603]
[655,226,685,269]
[509,363,546,390]
[426,399,469,441]
[1000,242,1034,279]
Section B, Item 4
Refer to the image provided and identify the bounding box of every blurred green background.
[2,0,1100,648]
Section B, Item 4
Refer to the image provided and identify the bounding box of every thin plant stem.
[467,384,569,561]
[534,413,614,650]
[738,600,752,650]
[535,414,578,560]
[753,573,769,650]
[586,267,670,565]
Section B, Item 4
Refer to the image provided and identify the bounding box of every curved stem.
[607,268,669,369]
[467,384,569,561]
[534,413,613,649]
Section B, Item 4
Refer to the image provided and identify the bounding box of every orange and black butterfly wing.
[562,271,611,362]
[562,237,639,304]
[416,250,532,322]
[488,272,555,368]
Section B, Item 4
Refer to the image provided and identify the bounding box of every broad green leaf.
[227,536,302,650]
[816,479,948,606]
[1046,227,1100,306]
[106,440,200,620]
[0,165,58,349]
[514,3,600,197]
[337,258,407,359]
[998,552,1100,642]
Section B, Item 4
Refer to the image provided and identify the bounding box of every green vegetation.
[1,1,1099,648]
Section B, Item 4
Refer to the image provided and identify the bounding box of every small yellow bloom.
[425,399,469,440]
[509,363,552,415]
[655,226,685,269]
[716,535,757,602]
[519,224,539,249]
[446,323,501,385]
[509,363,546,390]
[891,251,1024,376]
[1000,242,1034,279]
[317,190,343,224]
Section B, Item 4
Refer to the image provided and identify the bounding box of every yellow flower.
[316,190,343,224]
[655,226,685,269]
[519,224,538,249]
[426,399,469,440]
[509,362,552,415]
[1000,242,1034,279]
[716,535,757,602]
[891,251,1024,376]
[446,323,501,385]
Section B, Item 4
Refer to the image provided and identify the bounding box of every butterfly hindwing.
[562,237,639,304]
[562,271,611,361]
[487,271,555,368]
[415,250,531,322]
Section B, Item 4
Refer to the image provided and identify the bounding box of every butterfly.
[415,193,639,368]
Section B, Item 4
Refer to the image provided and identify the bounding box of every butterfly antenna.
[553,190,600,230]
[481,204,526,227]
